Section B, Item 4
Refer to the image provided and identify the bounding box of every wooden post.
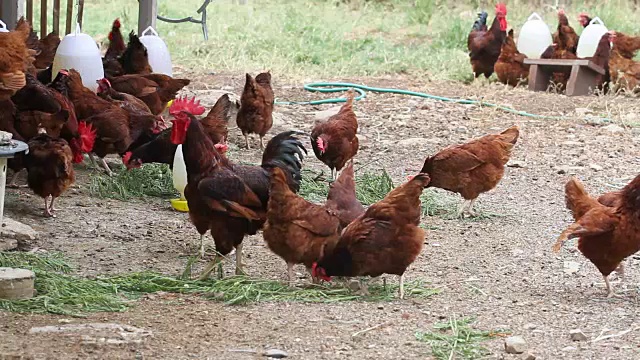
[40,0,47,38]
[138,0,157,36]
[65,0,72,34]
[26,0,33,25]
[1,0,25,30]
[77,0,84,30]
[52,0,60,35]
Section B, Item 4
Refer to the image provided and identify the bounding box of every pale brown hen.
[325,161,365,230]
[310,89,359,180]
[554,175,640,298]
[313,173,430,299]
[236,72,274,149]
[263,167,341,286]
[420,126,519,217]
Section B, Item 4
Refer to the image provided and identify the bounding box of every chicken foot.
[100,158,114,177]
[616,263,625,283]
[88,153,113,176]
[235,243,244,275]
[49,196,61,212]
[244,134,250,149]
[287,263,295,287]
[199,254,223,280]
[42,196,55,218]
[6,170,28,188]
[259,136,265,150]
[457,199,478,218]
[197,234,206,258]
[88,153,98,167]
[604,275,624,298]
[356,278,370,296]
[399,273,405,299]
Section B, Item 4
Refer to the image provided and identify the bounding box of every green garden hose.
[274,82,611,123]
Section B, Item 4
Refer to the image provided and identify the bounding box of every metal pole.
[1,0,25,30]
[0,158,7,226]
[138,0,157,36]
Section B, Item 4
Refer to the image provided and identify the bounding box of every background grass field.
[24,0,640,82]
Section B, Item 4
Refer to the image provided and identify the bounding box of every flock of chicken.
[470,4,640,93]
[1,15,639,299]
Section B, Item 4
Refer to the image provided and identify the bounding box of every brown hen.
[263,167,341,286]
[25,132,75,217]
[236,72,274,149]
[310,89,359,180]
[495,29,529,86]
[554,175,640,298]
[313,173,430,299]
[420,126,519,217]
[325,161,364,230]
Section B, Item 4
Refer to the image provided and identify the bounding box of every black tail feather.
[261,131,308,192]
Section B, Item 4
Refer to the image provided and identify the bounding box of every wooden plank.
[1,0,25,30]
[26,0,33,25]
[523,59,605,75]
[77,0,84,29]
[65,0,73,34]
[138,0,157,36]
[40,0,47,38]
[52,0,60,35]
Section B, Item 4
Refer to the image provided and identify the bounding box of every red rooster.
[468,3,508,78]
[168,97,307,279]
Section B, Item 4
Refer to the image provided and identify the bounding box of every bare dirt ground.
[1,71,640,360]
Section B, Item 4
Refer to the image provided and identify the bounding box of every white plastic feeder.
[577,17,609,58]
[517,13,553,59]
[52,24,104,91]
[139,26,173,76]
[170,144,188,212]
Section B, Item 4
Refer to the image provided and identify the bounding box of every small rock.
[589,164,603,171]
[507,160,526,168]
[264,349,288,358]
[523,323,537,330]
[556,166,582,175]
[0,238,17,251]
[523,351,536,360]
[569,329,588,341]
[563,261,580,275]
[0,217,38,241]
[512,249,525,256]
[504,336,527,354]
[603,124,625,134]
[561,346,576,352]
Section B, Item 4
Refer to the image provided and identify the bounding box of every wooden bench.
[523,59,605,96]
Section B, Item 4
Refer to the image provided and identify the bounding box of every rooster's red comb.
[169,96,206,116]
[113,19,121,29]
[78,122,97,153]
[122,152,132,166]
[495,3,507,15]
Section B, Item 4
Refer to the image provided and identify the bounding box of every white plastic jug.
[517,13,553,59]
[52,24,104,91]
[577,17,608,58]
[139,26,172,76]
[0,20,9,32]
[172,144,187,200]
